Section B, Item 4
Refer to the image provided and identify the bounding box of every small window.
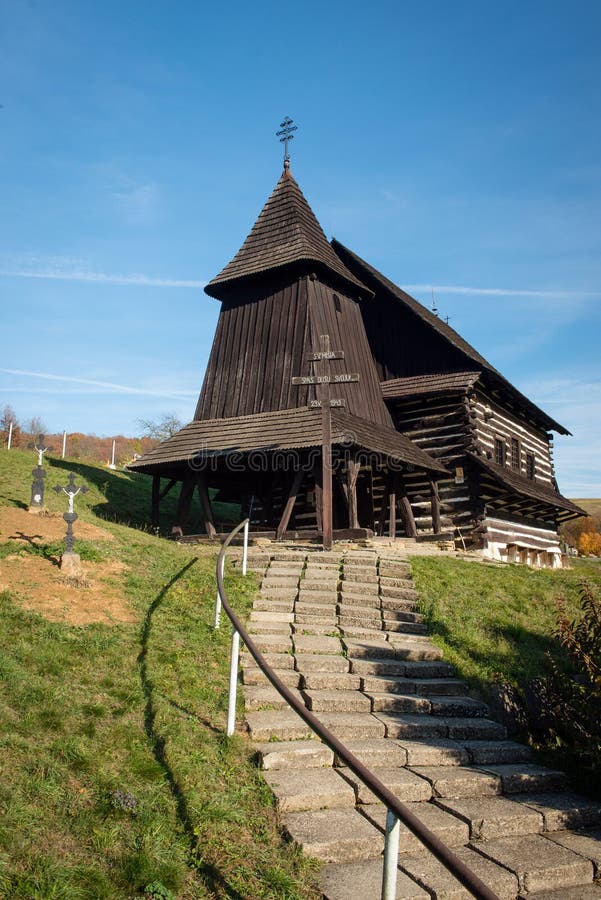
[494,437,506,466]
[526,452,536,480]
[511,437,520,471]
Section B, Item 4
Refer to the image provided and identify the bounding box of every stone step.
[262,766,357,812]
[380,586,419,602]
[376,712,506,742]
[524,886,601,900]
[344,638,443,662]
[293,623,339,636]
[340,581,380,597]
[340,765,432,805]
[264,566,304,577]
[302,689,372,713]
[339,625,385,640]
[293,635,343,656]
[284,808,383,864]
[320,858,430,899]
[472,833,594,895]
[349,657,453,678]
[294,612,338,626]
[362,799,470,851]
[383,620,429,635]
[257,590,297,603]
[255,739,334,770]
[435,795,545,840]
[243,684,303,710]
[429,696,489,718]
[243,633,292,654]
[478,763,566,795]
[338,592,381,608]
[378,562,412,578]
[410,764,502,799]
[294,654,349,673]
[462,740,532,766]
[380,596,420,612]
[382,609,425,623]
[510,792,601,832]
[399,844,519,898]
[241,651,295,671]
[245,709,312,741]
[316,712,386,740]
[360,675,467,696]
[261,576,300,588]
[296,591,337,606]
[299,579,339,592]
[367,693,431,715]
[248,621,291,634]
[241,666,301,687]
[253,597,295,611]
[379,575,415,590]
[397,738,470,767]
[301,672,362,691]
[249,610,294,623]
[338,611,382,628]
[334,738,408,769]
[343,571,379,584]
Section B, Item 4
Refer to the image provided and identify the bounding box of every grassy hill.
[1,448,600,896]
[0,450,318,899]
[571,498,601,518]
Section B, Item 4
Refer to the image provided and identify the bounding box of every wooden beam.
[347,457,360,530]
[377,475,392,536]
[159,477,178,500]
[276,468,304,541]
[313,462,323,532]
[429,477,442,534]
[172,479,195,536]
[194,473,217,539]
[397,477,417,538]
[389,477,397,539]
[151,475,160,527]
[321,405,333,551]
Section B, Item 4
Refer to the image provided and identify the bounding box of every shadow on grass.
[138,558,244,900]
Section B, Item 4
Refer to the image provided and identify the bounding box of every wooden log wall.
[475,514,562,555]
[469,387,555,485]
[385,393,474,536]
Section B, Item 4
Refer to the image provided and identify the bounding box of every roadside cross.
[28,433,53,510]
[292,334,360,550]
[54,472,89,554]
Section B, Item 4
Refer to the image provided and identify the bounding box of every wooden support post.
[389,477,397,539]
[276,469,303,540]
[313,462,323,533]
[172,479,195,536]
[159,477,178,500]
[397,477,417,538]
[377,476,392,537]
[194,473,217,539]
[347,457,360,530]
[429,477,441,534]
[151,475,160,527]
[321,403,333,551]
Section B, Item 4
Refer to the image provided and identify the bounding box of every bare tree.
[138,413,183,442]
[1,405,20,445]
[26,415,47,436]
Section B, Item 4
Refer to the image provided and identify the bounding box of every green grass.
[411,554,601,692]
[0,450,319,899]
[0,447,239,534]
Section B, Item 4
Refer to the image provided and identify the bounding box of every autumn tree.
[138,413,182,442]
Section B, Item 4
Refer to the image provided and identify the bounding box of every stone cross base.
[28,505,46,514]
[60,552,82,576]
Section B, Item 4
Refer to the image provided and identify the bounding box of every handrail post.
[381,810,400,900]
[242,519,249,576]
[226,628,240,736]
[215,554,224,629]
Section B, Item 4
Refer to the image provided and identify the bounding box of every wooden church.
[130,140,584,566]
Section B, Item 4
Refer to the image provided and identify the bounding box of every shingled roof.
[468,453,586,518]
[381,371,482,400]
[331,239,570,435]
[129,406,447,475]
[205,169,372,300]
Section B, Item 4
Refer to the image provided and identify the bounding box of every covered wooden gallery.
[331,241,586,565]
[129,164,447,540]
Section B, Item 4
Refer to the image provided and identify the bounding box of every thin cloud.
[1,368,196,400]
[404,284,599,299]
[0,267,205,288]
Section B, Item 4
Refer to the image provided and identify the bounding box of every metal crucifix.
[28,433,53,510]
[54,472,88,554]
[293,334,359,550]
[276,116,298,168]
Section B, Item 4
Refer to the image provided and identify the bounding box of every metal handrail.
[216,520,500,900]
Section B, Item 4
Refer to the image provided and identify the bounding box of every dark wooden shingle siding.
[205,170,370,300]
[382,372,481,399]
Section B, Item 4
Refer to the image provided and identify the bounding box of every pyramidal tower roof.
[204,167,372,300]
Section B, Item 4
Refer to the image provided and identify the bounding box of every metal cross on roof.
[276,116,298,168]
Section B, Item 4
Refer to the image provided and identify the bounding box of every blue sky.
[1,0,600,495]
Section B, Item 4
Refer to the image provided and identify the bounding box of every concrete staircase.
[238,547,601,899]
